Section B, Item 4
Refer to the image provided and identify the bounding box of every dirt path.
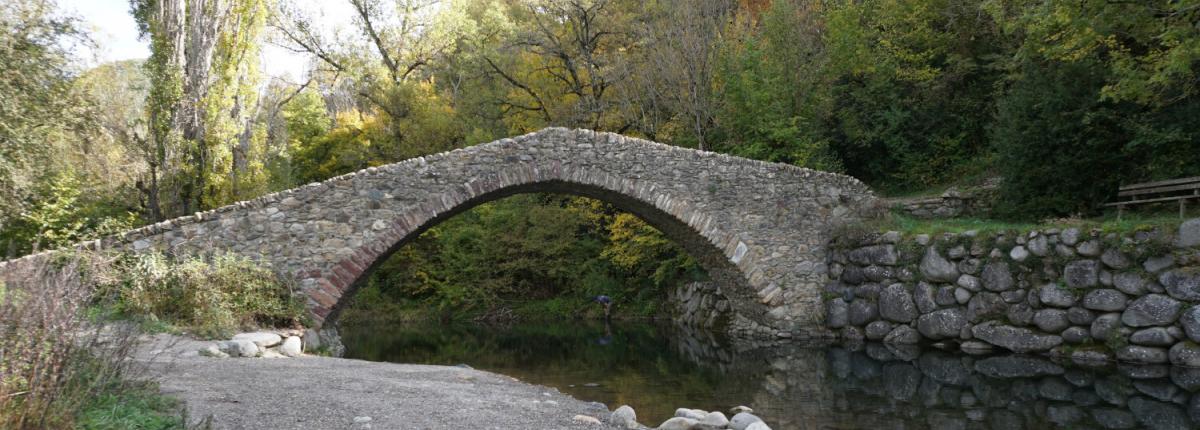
[134,334,623,429]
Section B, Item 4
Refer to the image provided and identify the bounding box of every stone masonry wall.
[888,181,999,219]
[669,281,731,330]
[825,218,1200,366]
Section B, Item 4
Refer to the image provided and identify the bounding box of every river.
[341,320,1200,429]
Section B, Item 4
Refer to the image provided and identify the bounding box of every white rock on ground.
[220,340,260,357]
[572,415,601,425]
[745,422,772,430]
[674,408,707,420]
[611,405,638,429]
[199,344,228,358]
[279,336,302,357]
[730,412,764,430]
[232,332,282,348]
[700,411,729,427]
[729,405,754,414]
[657,417,698,430]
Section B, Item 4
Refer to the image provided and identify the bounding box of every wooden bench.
[1106,176,1200,220]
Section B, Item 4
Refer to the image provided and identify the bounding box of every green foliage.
[984,0,1200,217]
[0,0,120,254]
[286,110,389,184]
[821,0,1002,190]
[713,13,839,170]
[99,252,304,338]
[1,255,184,429]
[991,59,1127,220]
[603,212,700,288]
[281,83,464,186]
[0,171,140,256]
[343,194,699,322]
[987,0,1200,108]
[10,0,1200,325]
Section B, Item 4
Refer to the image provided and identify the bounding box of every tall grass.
[0,249,296,428]
[0,255,175,429]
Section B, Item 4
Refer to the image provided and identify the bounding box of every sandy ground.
[133,334,626,430]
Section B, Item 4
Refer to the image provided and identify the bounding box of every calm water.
[341,321,1200,429]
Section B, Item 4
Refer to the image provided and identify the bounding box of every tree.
[73,61,151,202]
[709,0,840,169]
[631,0,733,148]
[131,0,271,218]
[991,59,1128,220]
[482,0,638,132]
[987,0,1200,185]
[0,0,96,254]
[821,0,1004,189]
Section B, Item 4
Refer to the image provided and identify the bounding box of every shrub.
[0,256,180,429]
[101,252,305,338]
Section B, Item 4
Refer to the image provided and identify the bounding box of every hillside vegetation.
[2,0,1198,319]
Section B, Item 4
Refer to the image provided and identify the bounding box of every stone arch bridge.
[2,128,877,337]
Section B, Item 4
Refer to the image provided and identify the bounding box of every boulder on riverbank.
[200,330,315,359]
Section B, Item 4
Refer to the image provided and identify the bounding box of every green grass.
[76,382,184,430]
[86,305,182,336]
[865,211,1190,238]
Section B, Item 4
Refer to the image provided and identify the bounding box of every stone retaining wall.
[825,218,1200,366]
[888,181,998,219]
[669,281,731,329]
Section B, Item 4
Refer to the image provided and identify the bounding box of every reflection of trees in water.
[344,322,1200,429]
[341,321,738,422]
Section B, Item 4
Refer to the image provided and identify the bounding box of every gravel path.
[134,334,623,429]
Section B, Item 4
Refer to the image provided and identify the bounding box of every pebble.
[572,415,601,425]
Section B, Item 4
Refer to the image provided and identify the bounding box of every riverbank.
[133,333,624,429]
